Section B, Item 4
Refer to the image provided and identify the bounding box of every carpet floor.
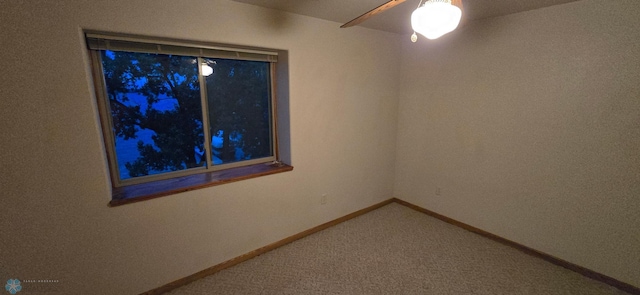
[167,202,630,294]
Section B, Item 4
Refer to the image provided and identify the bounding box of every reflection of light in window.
[201,63,213,76]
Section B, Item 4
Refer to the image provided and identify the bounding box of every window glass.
[205,58,273,165]
[101,50,205,180]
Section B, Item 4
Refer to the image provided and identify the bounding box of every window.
[87,32,291,205]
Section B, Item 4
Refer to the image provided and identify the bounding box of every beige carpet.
[167,203,630,294]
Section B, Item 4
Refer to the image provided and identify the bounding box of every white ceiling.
[232,0,581,34]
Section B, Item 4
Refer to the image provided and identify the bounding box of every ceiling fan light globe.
[411,1,462,40]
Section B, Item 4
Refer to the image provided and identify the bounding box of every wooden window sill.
[109,162,293,207]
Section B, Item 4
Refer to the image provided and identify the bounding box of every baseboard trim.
[140,198,394,295]
[392,198,640,295]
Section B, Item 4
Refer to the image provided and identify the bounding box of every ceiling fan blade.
[340,0,407,28]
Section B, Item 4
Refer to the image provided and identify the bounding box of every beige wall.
[395,0,640,287]
[0,1,401,293]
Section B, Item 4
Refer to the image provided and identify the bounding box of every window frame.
[87,32,287,198]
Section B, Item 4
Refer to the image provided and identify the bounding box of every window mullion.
[197,57,214,171]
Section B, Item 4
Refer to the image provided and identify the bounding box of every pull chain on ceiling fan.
[341,0,464,41]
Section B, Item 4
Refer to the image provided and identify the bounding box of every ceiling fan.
[341,0,464,41]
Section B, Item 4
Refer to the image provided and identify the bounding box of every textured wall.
[0,1,401,293]
[395,0,640,287]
